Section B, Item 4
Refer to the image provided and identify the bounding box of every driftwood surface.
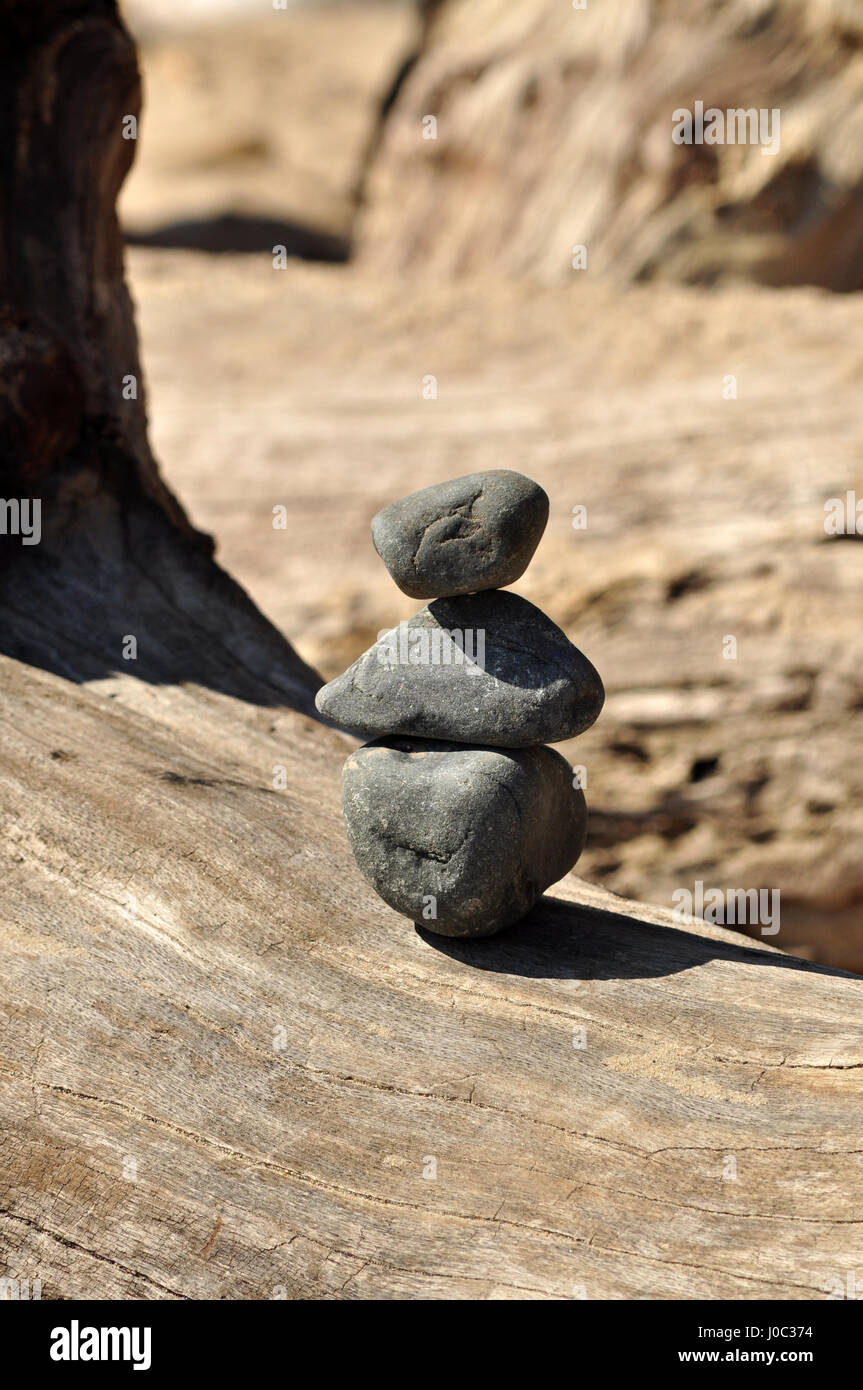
[1,646,862,1300]
[0,0,861,1303]
[358,0,863,289]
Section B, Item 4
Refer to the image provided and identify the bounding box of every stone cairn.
[315,470,605,938]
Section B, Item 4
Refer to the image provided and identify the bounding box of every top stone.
[371,469,549,598]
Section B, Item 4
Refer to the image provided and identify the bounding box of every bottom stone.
[342,737,587,938]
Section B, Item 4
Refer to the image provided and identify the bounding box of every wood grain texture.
[1,652,860,1301]
[0,0,860,1305]
[357,0,863,290]
[0,0,193,532]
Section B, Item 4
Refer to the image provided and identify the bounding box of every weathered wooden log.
[0,0,318,709]
[1,654,861,1300]
[0,0,860,1303]
[356,0,863,290]
[0,0,180,520]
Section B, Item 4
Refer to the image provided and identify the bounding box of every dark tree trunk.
[0,0,320,709]
[0,1,178,512]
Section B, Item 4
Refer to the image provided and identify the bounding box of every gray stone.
[342,738,587,937]
[315,590,604,746]
[371,469,549,599]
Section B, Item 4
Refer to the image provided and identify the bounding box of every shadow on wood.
[1,652,861,1300]
[421,895,858,984]
[126,213,350,262]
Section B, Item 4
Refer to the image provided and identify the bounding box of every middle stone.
[315,590,604,747]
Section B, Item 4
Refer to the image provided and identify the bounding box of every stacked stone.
[315,470,605,938]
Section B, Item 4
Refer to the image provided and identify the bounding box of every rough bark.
[0,0,179,519]
[0,0,319,710]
